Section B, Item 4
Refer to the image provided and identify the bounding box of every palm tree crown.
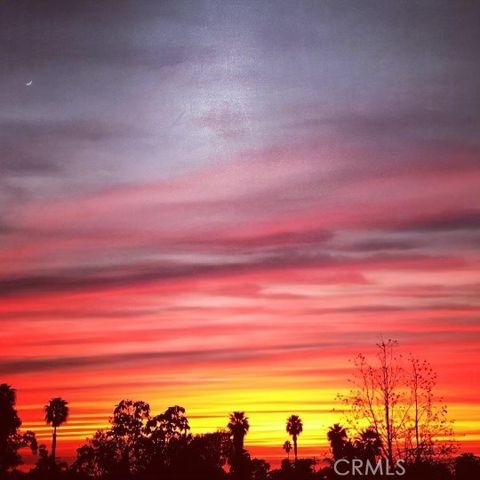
[45,397,69,427]
[227,411,250,452]
[286,415,303,461]
[355,428,382,463]
[328,423,348,460]
[286,415,303,437]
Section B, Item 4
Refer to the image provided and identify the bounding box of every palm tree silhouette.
[283,440,292,460]
[286,415,303,462]
[327,423,348,460]
[356,428,382,464]
[44,397,69,467]
[227,411,250,455]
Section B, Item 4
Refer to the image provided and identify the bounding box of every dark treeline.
[2,389,480,480]
[2,341,480,480]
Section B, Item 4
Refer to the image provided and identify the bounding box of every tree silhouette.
[270,457,316,480]
[327,423,348,460]
[227,411,249,454]
[1,364,475,480]
[339,339,454,464]
[0,384,22,476]
[111,399,150,476]
[355,427,382,464]
[72,402,217,479]
[0,384,37,477]
[147,404,190,442]
[282,440,292,460]
[29,444,51,477]
[455,453,480,480]
[44,397,69,468]
[286,415,303,462]
[184,431,231,479]
[250,458,270,480]
[227,412,250,480]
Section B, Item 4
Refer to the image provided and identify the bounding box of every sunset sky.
[1,0,479,465]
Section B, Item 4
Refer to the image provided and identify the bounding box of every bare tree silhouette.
[339,339,455,464]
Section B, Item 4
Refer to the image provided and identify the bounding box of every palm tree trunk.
[293,435,298,462]
[51,425,57,467]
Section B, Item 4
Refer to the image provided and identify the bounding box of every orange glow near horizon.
[3,226,480,465]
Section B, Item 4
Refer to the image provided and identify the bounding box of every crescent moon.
[26,80,33,86]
